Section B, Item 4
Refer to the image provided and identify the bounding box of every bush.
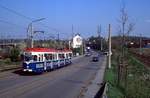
[10,48,20,62]
[4,58,11,64]
[72,47,82,55]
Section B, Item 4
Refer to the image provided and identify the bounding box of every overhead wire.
[0,19,27,29]
[0,4,60,32]
[0,4,33,21]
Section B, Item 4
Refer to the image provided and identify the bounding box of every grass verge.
[126,56,150,98]
[104,64,124,98]
[104,51,150,98]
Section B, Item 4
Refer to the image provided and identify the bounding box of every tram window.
[55,54,57,60]
[44,54,49,60]
[38,57,40,61]
[33,55,37,61]
[44,54,53,60]
[39,54,43,61]
[62,54,65,58]
[48,54,53,60]
[66,54,69,58]
[41,54,43,61]
[52,54,55,60]
[58,54,61,59]
[38,54,40,61]
[25,55,31,61]
[59,54,63,59]
[69,53,72,57]
[24,53,32,61]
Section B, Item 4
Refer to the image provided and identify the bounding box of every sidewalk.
[83,56,107,98]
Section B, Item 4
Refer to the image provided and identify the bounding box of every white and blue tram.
[22,48,72,73]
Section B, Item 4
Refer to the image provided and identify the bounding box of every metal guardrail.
[101,82,108,98]
[94,82,108,98]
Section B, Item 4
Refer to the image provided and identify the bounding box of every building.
[127,39,150,48]
[72,34,83,48]
[143,39,150,48]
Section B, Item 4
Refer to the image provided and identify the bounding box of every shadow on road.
[12,70,41,76]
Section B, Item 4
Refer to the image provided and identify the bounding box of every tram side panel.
[22,49,72,73]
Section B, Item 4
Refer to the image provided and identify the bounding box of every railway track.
[0,65,21,72]
[129,50,150,67]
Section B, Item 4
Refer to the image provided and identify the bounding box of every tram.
[22,48,72,73]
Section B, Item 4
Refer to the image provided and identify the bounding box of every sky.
[0,0,150,40]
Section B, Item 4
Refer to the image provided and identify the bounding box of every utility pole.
[139,34,142,55]
[108,24,111,69]
[69,40,71,50]
[31,23,33,48]
[27,18,45,48]
[100,25,103,51]
[82,39,84,55]
[72,24,74,39]
[97,25,101,38]
[101,38,103,51]
[97,25,103,51]
[57,32,60,49]
[68,24,74,50]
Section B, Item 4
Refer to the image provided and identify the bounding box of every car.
[92,56,99,62]
[103,51,108,56]
[85,52,91,56]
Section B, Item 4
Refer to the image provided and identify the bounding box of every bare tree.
[118,5,134,56]
[117,5,135,98]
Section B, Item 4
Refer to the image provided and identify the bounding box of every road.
[0,55,106,98]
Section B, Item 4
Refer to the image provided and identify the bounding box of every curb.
[83,56,107,98]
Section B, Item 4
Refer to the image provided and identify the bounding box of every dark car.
[103,51,108,56]
[92,56,99,62]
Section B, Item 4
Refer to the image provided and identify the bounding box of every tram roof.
[25,48,56,52]
[25,48,72,53]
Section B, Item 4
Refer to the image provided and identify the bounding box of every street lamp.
[32,18,45,23]
[27,18,45,48]
[108,24,112,69]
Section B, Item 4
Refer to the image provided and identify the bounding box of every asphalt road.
[0,55,106,98]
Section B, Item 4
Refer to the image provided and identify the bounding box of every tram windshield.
[69,53,72,58]
[24,54,32,61]
[24,53,37,62]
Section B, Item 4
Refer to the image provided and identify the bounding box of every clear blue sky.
[0,0,150,39]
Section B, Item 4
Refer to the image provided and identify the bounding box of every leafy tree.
[72,47,82,55]
[10,47,20,62]
[87,36,107,51]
